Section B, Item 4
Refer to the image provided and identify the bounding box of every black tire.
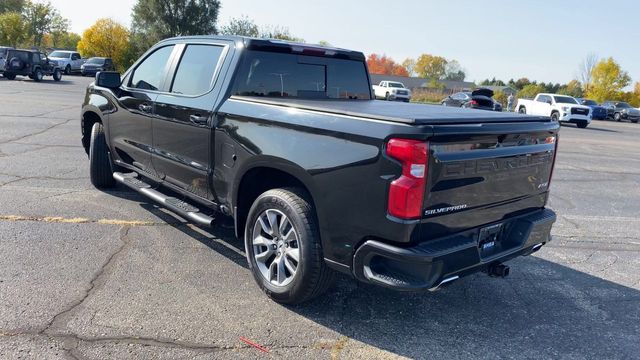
[385,92,390,101]
[33,68,43,82]
[4,73,16,80]
[614,112,621,122]
[632,119,639,124]
[518,106,526,114]
[65,64,71,75]
[551,111,559,122]
[53,69,62,82]
[89,122,116,188]
[245,188,335,304]
[577,121,588,128]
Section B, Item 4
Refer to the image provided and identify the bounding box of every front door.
[152,42,228,200]
[108,45,176,176]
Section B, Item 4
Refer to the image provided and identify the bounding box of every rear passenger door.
[152,41,230,201]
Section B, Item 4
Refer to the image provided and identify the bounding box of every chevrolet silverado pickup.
[81,36,559,303]
[515,93,591,128]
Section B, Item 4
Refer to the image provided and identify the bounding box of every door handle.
[189,114,209,125]
[138,104,152,113]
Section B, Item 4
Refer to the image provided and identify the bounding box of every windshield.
[232,50,372,100]
[388,82,405,88]
[0,48,7,57]
[86,58,104,64]
[617,102,632,108]
[582,99,597,106]
[49,51,70,58]
[554,96,578,104]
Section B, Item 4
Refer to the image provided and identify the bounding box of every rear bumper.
[352,208,556,290]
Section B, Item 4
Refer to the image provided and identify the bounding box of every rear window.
[171,44,224,95]
[232,50,371,100]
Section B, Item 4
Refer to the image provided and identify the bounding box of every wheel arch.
[233,160,320,242]
[81,109,104,155]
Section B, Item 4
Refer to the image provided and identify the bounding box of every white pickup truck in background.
[372,81,412,102]
[515,93,592,128]
[48,50,86,74]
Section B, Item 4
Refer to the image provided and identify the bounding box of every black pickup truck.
[81,36,558,303]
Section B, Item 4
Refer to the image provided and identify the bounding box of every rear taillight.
[548,135,559,187]
[469,100,479,106]
[385,138,428,219]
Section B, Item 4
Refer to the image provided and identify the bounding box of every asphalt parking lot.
[0,75,639,359]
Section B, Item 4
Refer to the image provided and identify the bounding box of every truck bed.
[231,96,551,125]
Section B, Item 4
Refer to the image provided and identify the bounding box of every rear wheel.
[89,122,116,188]
[614,112,621,122]
[53,69,62,82]
[632,119,639,124]
[33,69,43,82]
[245,188,335,304]
[4,73,16,80]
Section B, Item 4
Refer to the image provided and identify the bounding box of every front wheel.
[577,121,588,128]
[89,122,116,188]
[245,188,335,304]
[65,64,71,75]
[33,69,43,82]
[614,112,621,122]
[518,106,526,114]
[53,69,62,82]
[551,112,559,122]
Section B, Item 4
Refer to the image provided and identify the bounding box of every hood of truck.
[231,96,551,125]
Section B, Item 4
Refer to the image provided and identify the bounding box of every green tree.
[558,80,583,98]
[220,15,259,37]
[586,57,631,103]
[0,12,26,47]
[23,0,60,47]
[444,60,465,81]
[517,83,546,99]
[0,0,24,14]
[48,13,69,47]
[77,18,130,71]
[317,40,331,47]
[414,53,447,80]
[514,77,531,90]
[260,25,304,42]
[131,0,221,49]
[492,90,507,110]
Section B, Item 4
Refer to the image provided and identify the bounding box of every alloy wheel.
[252,209,300,287]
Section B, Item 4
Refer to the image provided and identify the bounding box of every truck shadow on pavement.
[109,188,639,359]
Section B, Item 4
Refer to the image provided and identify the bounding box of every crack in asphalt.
[0,118,75,146]
[0,173,87,188]
[0,215,164,227]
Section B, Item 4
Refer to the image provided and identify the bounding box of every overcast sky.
[49,0,639,85]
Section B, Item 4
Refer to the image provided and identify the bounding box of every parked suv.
[2,49,63,82]
[81,57,115,76]
[82,36,558,303]
[601,101,640,123]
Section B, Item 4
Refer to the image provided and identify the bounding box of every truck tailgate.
[420,121,558,239]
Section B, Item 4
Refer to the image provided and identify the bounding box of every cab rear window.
[232,50,371,100]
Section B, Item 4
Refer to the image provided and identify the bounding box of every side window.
[130,46,175,91]
[71,53,80,60]
[32,53,39,63]
[171,44,224,95]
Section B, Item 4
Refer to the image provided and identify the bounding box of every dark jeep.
[2,49,63,82]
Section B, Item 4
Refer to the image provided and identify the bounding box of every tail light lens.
[548,135,559,187]
[469,99,479,106]
[386,138,428,219]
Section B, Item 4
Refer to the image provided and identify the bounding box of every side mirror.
[96,71,121,88]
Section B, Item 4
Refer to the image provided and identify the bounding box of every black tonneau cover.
[231,96,549,125]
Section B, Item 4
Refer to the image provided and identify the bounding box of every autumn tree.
[517,83,546,99]
[414,54,447,80]
[401,58,416,76]
[77,19,130,71]
[586,57,631,103]
[0,12,26,47]
[557,80,583,98]
[367,54,408,76]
